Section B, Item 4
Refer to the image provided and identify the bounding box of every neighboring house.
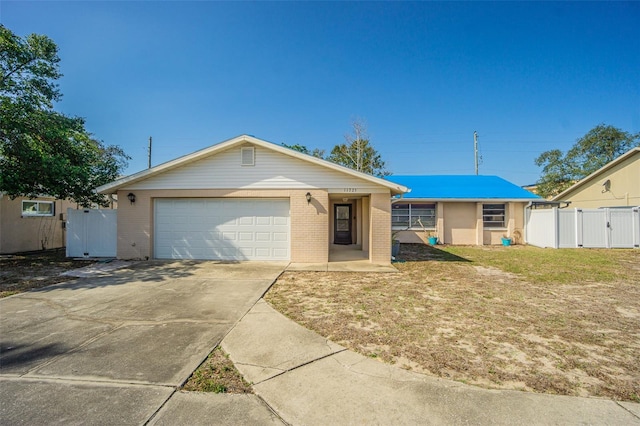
[96,135,407,265]
[521,183,542,197]
[552,147,640,209]
[0,195,77,254]
[388,176,540,245]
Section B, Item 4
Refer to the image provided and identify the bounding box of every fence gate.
[609,208,637,248]
[66,208,117,257]
[526,207,639,249]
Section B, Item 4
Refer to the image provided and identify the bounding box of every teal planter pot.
[501,237,512,247]
[428,236,438,246]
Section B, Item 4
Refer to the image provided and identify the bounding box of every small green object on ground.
[182,347,253,394]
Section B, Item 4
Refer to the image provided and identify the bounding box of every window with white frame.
[392,203,436,229]
[22,200,54,217]
[482,204,505,228]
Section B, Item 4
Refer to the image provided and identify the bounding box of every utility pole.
[474,131,479,175]
[147,136,152,169]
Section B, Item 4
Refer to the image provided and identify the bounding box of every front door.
[334,204,352,245]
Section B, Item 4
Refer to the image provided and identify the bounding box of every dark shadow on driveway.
[25,260,244,294]
[0,342,69,370]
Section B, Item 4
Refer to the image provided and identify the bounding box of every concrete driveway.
[0,260,286,425]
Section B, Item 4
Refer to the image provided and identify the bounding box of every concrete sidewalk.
[222,299,640,426]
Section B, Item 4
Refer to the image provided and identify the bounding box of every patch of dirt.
[0,249,96,297]
[182,347,253,393]
[265,244,640,402]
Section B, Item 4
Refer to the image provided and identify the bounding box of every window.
[392,203,436,229]
[22,200,54,217]
[483,204,505,228]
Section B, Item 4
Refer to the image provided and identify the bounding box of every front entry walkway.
[328,243,367,261]
[287,244,397,273]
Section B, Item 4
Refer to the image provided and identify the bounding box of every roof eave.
[394,197,540,202]
[96,134,408,195]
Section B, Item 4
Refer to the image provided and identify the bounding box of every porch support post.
[476,202,484,245]
[436,202,444,244]
[369,192,391,264]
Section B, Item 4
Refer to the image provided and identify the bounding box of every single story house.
[388,175,540,245]
[96,135,407,264]
[552,147,640,209]
[0,194,77,254]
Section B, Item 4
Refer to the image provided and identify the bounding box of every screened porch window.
[392,203,436,229]
[482,204,506,228]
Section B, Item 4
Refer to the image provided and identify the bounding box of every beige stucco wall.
[395,201,529,246]
[559,152,640,208]
[0,196,78,254]
[444,202,477,245]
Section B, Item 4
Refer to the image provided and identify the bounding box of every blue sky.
[2,1,638,185]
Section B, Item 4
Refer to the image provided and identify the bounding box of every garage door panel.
[154,198,289,260]
[239,232,254,241]
[238,216,254,225]
[255,217,271,225]
[273,232,288,242]
[255,232,271,241]
[272,248,288,258]
[273,217,288,225]
[222,232,236,241]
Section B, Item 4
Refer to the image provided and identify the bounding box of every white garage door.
[154,198,290,260]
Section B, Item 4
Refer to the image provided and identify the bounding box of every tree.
[535,124,640,198]
[281,143,325,159]
[0,25,129,206]
[327,119,390,177]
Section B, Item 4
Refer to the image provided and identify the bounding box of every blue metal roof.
[386,175,541,200]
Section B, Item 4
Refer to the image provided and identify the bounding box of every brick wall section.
[369,192,392,264]
[117,190,152,259]
[290,189,329,263]
[361,197,370,252]
[115,188,330,262]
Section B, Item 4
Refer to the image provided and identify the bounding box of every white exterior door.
[154,198,290,260]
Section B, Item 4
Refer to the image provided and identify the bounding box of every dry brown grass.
[0,249,95,298]
[266,244,640,402]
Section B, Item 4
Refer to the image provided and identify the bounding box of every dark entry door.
[334,204,352,245]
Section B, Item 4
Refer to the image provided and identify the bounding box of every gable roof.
[387,175,540,201]
[96,134,408,195]
[552,147,640,201]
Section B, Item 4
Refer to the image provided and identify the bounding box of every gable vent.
[241,147,255,166]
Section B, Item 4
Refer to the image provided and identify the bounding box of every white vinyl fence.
[525,207,640,249]
[66,208,117,257]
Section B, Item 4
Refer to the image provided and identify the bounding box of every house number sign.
[343,188,357,193]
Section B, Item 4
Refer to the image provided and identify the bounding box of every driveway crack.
[615,401,640,420]
[253,348,348,385]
